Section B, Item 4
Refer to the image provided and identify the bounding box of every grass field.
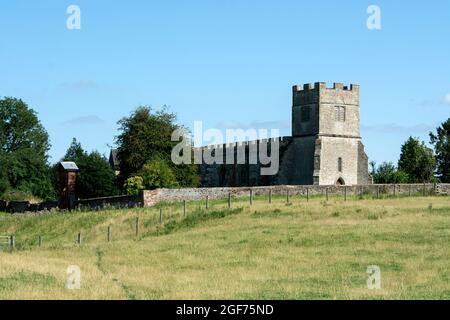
[0,194,449,300]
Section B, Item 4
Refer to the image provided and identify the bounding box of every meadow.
[0,193,449,300]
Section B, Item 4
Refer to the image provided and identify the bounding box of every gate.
[0,235,14,251]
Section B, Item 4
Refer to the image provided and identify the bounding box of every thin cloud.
[63,115,105,126]
[420,93,450,107]
[444,93,450,104]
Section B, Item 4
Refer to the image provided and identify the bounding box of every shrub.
[139,159,178,189]
[0,190,42,203]
[123,176,144,195]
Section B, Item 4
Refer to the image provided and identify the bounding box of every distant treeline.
[0,98,199,202]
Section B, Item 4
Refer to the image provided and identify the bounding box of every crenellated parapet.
[293,82,359,106]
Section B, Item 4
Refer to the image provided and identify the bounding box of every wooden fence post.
[393,184,396,197]
[10,235,15,248]
[326,188,329,201]
[135,217,140,236]
[38,236,43,247]
[77,233,82,245]
[377,186,380,199]
[183,200,186,217]
[409,185,411,197]
[344,186,347,202]
[228,193,231,209]
[159,208,163,224]
[286,190,290,203]
[269,189,272,204]
[250,189,253,206]
[423,183,426,197]
[107,226,112,242]
[206,196,209,209]
[306,188,309,202]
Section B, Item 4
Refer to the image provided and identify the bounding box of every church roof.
[109,149,120,169]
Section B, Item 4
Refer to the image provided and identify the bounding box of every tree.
[115,106,199,188]
[0,163,9,195]
[139,159,178,189]
[60,138,118,199]
[398,137,436,183]
[0,97,55,200]
[123,176,144,195]
[372,162,409,184]
[369,161,377,177]
[430,118,450,182]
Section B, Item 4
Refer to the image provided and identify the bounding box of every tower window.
[338,157,343,172]
[335,106,346,122]
[301,106,311,122]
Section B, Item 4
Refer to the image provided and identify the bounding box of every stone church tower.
[284,82,371,185]
[198,82,372,187]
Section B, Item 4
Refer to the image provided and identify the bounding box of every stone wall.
[318,83,360,137]
[2,184,448,213]
[0,200,58,214]
[142,184,450,207]
[318,136,359,185]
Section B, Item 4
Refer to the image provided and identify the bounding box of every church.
[198,82,372,187]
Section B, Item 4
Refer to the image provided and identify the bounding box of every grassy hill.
[1,194,450,299]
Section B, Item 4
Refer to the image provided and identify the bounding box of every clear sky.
[0,0,449,165]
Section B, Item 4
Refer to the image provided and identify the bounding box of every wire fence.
[0,186,448,252]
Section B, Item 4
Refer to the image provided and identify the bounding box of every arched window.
[335,106,346,122]
[338,157,343,172]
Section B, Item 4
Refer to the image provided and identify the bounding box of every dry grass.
[1,195,449,299]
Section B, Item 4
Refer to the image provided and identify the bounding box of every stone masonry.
[199,82,372,186]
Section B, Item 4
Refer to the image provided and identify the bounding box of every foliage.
[398,137,436,183]
[0,97,55,200]
[0,190,42,203]
[430,118,450,182]
[0,170,9,195]
[123,176,144,195]
[59,138,118,199]
[115,106,200,188]
[372,162,409,184]
[173,162,201,188]
[139,158,178,189]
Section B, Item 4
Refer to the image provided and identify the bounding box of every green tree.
[0,97,55,200]
[60,138,118,199]
[0,162,10,195]
[139,158,178,189]
[123,176,144,195]
[373,162,409,184]
[430,118,450,182]
[115,106,199,188]
[398,137,436,183]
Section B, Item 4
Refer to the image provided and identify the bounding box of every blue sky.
[0,0,449,165]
